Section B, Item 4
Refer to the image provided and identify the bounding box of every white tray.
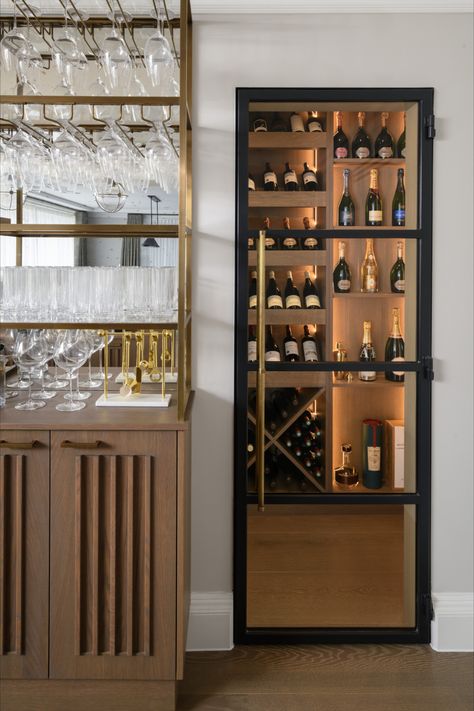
[95,393,172,408]
[115,371,178,384]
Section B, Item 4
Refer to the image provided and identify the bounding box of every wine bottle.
[352,111,371,159]
[283,325,300,362]
[294,444,303,459]
[281,216,298,250]
[333,241,351,293]
[248,325,257,362]
[302,162,318,191]
[396,113,406,158]
[248,271,257,309]
[333,111,349,159]
[302,216,319,250]
[253,115,267,132]
[375,112,394,159]
[390,241,405,293]
[248,173,256,191]
[262,217,278,250]
[271,390,289,419]
[360,238,378,293]
[385,307,405,382]
[264,325,281,362]
[283,162,299,191]
[265,400,277,433]
[338,168,355,226]
[263,162,278,191]
[303,270,321,309]
[292,424,303,439]
[365,169,383,226]
[289,388,299,407]
[290,112,305,132]
[334,443,359,489]
[307,111,323,132]
[266,271,283,309]
[284,271,302,309]
[300,411,313,429]
[362,419,383,489]
[270,112,288,132]
[302,325,321,362]
[359,320,376,381]
[248,234,255,250]
[392,168,406,226]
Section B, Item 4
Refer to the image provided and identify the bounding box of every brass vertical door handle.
[256,229,266,512]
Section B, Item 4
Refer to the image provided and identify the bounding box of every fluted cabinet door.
[50,431,177,680]
[0,431,49,679]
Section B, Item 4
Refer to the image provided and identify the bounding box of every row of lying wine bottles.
[250,162,320,192]
[248,217,321,251]
[334,111,405,160]
[249,270,322,310]
[339,167,405,227]
[251,111,324,134]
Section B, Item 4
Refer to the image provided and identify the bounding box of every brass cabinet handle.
[60,440,104,449]
[0,440,39,449]
[256,229,266,513]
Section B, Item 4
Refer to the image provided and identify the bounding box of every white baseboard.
[431,593,474,651]
[186,592,234,651]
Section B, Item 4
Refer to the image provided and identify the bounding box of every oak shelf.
[249,132,327,150]
[249,191,327,208]
[332,292,405,299]
[248,250,327,267]
[333,158,405,166]
[248,309,326,326]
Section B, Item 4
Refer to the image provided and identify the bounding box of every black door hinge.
[422,356,434,381]
[425,114,436,139]
[422,593,434,621]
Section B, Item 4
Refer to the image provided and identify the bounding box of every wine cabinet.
[235,88,434,644]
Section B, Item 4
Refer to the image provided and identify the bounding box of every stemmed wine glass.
[14,330,49,411]
[92,332,114,380]
[100,9,132,93]
[79,331,103,389]
[45,328,69,391]
[53,330,90,412]
[30,330,56,400]
[0,329,19,398]
[143,0,173,88]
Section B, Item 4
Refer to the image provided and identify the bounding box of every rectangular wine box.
[385,419,405,489]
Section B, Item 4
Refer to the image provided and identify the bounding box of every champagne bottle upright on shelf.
[333,240,352,293]
[302,162,319,191]
[290,112,305,132]
[397,112,406,158]
[248,270,257,309]
[352,111,371,159]
[253,115,267,132]
[248,173,256,191]
[248,325,257,362]
[302,325,321,362]
[262,216,278,250]
[392,168,406,226]
[270,112,288,132]
[359,320,376,381]
[338,168,355,226]
[302,216,320,250]
[360,238,378,293]
[263,162,278,191]
[303,271,321,309]
[365,169,383,226]
[283,326,300,362]
[390,241,405,293]
[266,271,283,309]
[265,325,281,362]
[284,271,302,309]
[385,307,405,382]
[375,112,394,159]
[283,162,299,191]
[334,444,359,489]
[333,111,349,159]
[281,216,298,250]
[307,111,323,132]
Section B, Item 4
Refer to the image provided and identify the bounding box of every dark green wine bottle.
[284,271,302,309]
[392,168,406,226]
[284,325,300,362]
[396,113,406,158]
[263,162,278,191]
[338,168,355,226]
[365,169,383,226]
[390,241,405,293]
[333,111,349,159]
[270,112,288,132]
[302,162,318,191]
[264,325,281,362]
[302,325,321,362]
[333,241,351,292]
[248,270,257,309]
[375,112,394,159]
[303,270,321,308]
[283,162,298,191]
[266,271,283,309]
[352,111,371,159]
[385,307,405,382]
[248,325,257,362]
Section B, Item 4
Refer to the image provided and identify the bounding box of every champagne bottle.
[392,168,406,226]
[365,169,383,226]
[359,320,376,381]
[360,238,378,293]
[284,271,302,309]
[302,325,321,362]
[253,115,267,132]
[303,270,321,309]
[333,110,349,159]
[284,325,300,362]
[302,216,319,250]
[270,112,288,132]
[248,325,257,362]
[334,443,359,489]
[396,112,406,158]
[248,173,256,191]
[390,241,405,293]
[262,216,278,250]
[307,111,323,132]
[290,111,305,132]
[375,112,394,159]
[338,168,355,226]
[264,325,281,362]
[248,271,257,309]
[266,271,283,309]
[385,307,405,382]
[333,240,352,293]
[352,111,371,159]
[302,162,318,191]
[281,216,298,250]
[263,162,278,192]
[283,162,299,191]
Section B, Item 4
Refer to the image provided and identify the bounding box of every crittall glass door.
[235,89,434,643]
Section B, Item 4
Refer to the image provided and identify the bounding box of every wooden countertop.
[1,369,193,431]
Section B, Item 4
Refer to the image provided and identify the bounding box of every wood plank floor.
[179,645,473,710]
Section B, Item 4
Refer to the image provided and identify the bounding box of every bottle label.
[364,275,377,291]
[359,371,376,381]
[394,279,405,291]
[249,295,257,309]
[286,294,302,308]
[265,237,276,248]
[367,446,381,471]
[303,172,317,184]
[355,146,370,159]
[283,238,297,248]
[248,341,257,361]
[308,121,323,132]
[378,146,393,159]
[303,238,318,249]
[335,147,348,159]
[290,115,305,132]
[248,177,256,190]
[284,341,299,357]
[391,356,405,377]
[368,210,383,223]
[401,147,406,158]
[267,295,283,308]
[394,209,405,221]
[284,171,297,184]
[337,279,351,291]
[303,341,318,361]
[340,208,354,226]
[305,294,320,308]
[264,172,277,185]
[265,350,281,362]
